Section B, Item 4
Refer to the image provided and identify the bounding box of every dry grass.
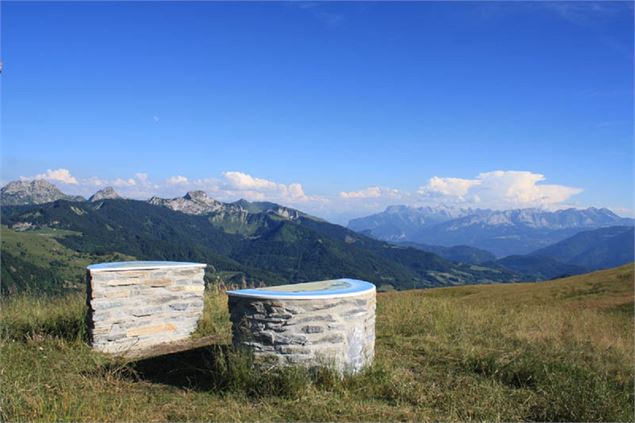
[1,264,633,421]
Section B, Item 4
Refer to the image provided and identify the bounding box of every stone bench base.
[228,279,376,374]
[86,261,206,354]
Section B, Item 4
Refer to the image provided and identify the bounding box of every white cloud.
[419,176,480,198]
[85,177,106,186]
[112,178,136,187]
[417,170,582,209]
[332,186,408,221]
[220,171,316,203]
[340,186,382,199]
[29,168,78,185]
[167,175,189,185]
[286,183,306,200]
[339,186,403,200]
[223,171,279,191]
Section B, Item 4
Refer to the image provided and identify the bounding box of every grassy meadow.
[1,264,633,421]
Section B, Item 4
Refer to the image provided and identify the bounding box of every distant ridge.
[492,225,634,280]
[398,242,496,265]
[147,191,309,223]
[529,226,634,271]
[349,205,633,256]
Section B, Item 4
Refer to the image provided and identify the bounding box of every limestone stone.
[86,261,206,354]
[228,279,376,375]
[143,278,173,287]
[127,323,177,337]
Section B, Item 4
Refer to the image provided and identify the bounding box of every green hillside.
[0,226,134,295]
[1,264,633,421]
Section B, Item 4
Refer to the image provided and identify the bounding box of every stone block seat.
[86,261,208,356]
[227,279,376,374]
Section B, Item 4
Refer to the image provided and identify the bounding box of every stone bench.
[86,261,206,354]
[227,279,376,374]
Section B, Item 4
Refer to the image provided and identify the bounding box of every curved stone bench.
[86,261,206,354]
[227,279,376,374]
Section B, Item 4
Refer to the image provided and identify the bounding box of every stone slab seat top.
[226,278,375,300]
[87,260,207,272]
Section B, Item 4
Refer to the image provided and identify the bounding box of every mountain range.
[1,180,632,294]
[348,205,633,257]
[0,180,522,294]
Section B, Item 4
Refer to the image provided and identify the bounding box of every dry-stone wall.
[86,262,206,354]
[228,282,375,374]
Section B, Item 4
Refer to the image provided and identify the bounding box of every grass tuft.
[0,293,87,342]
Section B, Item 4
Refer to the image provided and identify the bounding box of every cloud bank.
[341,186,383,199]
[17,168,587,222]
[417,170,583,209]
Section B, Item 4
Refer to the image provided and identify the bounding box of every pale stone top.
[87,260,206,272]
[227,278,375,300]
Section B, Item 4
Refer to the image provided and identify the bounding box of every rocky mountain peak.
[3,179,56,194]
[148,191,223,215]
[1,179,84,206]
[184,190,209,201]
[89,187,121,202]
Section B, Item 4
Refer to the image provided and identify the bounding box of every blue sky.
[1,1,633,223]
